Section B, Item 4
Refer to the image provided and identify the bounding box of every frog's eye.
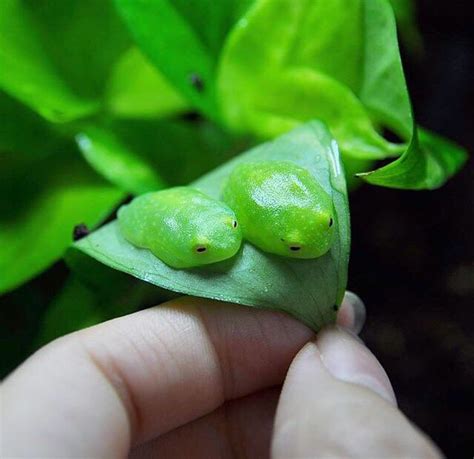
[329,217,334,227]
[289,245,302,252]
[282,238,302,252]
[195,244,208,253]
[232,220,238,228]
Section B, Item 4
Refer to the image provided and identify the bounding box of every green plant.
[0,0,467,363]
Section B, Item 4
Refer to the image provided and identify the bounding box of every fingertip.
[286,342,324,380]
[274,326,441,459]
[336,291,366,335]
[317,327,397,406]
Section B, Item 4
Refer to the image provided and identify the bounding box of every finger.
[272,327,442,458]
[131,387,280,459]
[317,326,396,405]
[337,291,366,334]
[125,293,363,459]
[2,297,313,458]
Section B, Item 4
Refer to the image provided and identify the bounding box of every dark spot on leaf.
[189,73,204,92]
[179,111,203,123]
[329,217,334,227]
[73,223,89,241]
[333,304,339,311]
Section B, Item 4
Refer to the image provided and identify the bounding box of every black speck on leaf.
[73,223,90,241]
[189,73,204,92]
[180,111,203,123]
[333,304,339,311]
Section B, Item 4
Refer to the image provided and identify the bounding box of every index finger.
[2,297,313,457]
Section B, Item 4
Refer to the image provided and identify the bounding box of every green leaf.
[36,271,166,346]
[343,156,375,191]
[26,0,130,98]
[389,0,423,53]
[217,0,466,189]
[71,121,350,331]
[358,0,412,138]
[359,128,468,189]
[76,125,167,195]
[36,277,102,345]
[356,0,467,188]
[0,0,97,122]
[169,0,254,57]
[0,0,129,122]
[217,0,401,160]
[77,119,239,190]
[0,153,124,294]
[0,91,61,156]
[105,47,189,119]
[114,0,253,119]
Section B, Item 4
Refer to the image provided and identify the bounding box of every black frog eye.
[289,245,301,251]
[329,217,334,227]
[233,220,238,228]
[195,245,208,253]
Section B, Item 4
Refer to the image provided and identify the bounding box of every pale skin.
[1,293,441,458]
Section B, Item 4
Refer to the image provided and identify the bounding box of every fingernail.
[317,327,397,406]
[337,291,366,334]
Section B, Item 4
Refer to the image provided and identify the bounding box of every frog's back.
[118,188,189,247]
[222,161,335,258]
[117,187,242,268]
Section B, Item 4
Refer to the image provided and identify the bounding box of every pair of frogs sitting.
[118,161,335,269]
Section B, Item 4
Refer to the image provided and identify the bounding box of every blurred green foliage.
[0,0,467,376]
[389,0,424,53]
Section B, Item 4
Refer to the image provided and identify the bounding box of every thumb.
[272,327,442,458]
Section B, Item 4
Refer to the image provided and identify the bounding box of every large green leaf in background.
[217,0,402,159]
[0,153,124,294]
[389,0,422,53]
[114,0,253,119]
[216,0,466,189]
[39,243,183,345]
[0,0,95,122]
[71,122,349,331]
[36,277,102,344]
[105,47,189,119]
[76,125,167,196]
[75,119,241,194]
[36,270,167,345]
[0,91,61,156]
[0,0,128,122]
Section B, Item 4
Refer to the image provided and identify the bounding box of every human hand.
[2,293,441,458]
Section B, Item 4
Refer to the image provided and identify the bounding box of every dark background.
[1,1,473,457]
[351,1,474,456]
